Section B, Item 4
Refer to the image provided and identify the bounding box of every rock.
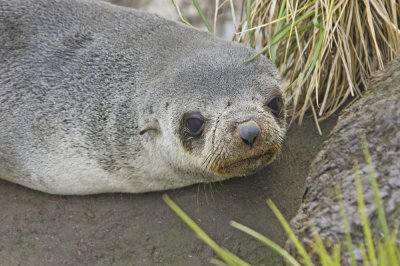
[286,59,400,263]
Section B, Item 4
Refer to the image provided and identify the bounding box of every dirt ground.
[0,114,337,266]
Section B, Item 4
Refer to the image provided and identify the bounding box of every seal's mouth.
[211,151,277,176]
[224,152,271,168]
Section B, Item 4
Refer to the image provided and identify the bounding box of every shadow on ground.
[0,115,337,265]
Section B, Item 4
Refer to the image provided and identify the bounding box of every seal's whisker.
[202,147,216,167]
[208,182,216,201]
[210,143,226,173]
[204,151,218,173]
[202,149,217,173]
[202,144,220,165]
[203,183,209,205]
[196,184,201,207]
[202,147,219,175]
[204,142,225,174]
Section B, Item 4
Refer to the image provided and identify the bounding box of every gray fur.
[0,0,285,194]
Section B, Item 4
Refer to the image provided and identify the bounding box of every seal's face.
[177,90,285,178]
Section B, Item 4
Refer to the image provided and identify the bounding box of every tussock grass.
[173,0,400,131]
[163,139,400,265]
[235,0,400,129]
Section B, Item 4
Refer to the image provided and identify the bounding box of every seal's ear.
[139,120,160,135]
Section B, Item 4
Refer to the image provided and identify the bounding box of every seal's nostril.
[238,121,259,148]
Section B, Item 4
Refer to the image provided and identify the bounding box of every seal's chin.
[212,152,276,177]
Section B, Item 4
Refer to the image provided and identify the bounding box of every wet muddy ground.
[0,114,337,265]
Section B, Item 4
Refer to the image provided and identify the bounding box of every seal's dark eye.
[266,96,283,116]
[184,112,205,136]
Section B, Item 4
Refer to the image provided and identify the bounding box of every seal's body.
[0,0,286,194]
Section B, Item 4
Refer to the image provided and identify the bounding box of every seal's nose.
[238,120,260,148]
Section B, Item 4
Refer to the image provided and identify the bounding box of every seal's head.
[139,35,286,183]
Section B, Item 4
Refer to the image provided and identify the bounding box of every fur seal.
[0,0,286,194]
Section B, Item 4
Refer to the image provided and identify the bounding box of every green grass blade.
[332,245,341,265]
[163,194,250,266]
[362,136,399,266]
[246,0,254,48]
[391,229,400,262]
[230,221,301,266]
[336,186,357,266]
[191,0,214,34]
[312,230,335,266]
[270,3,316,44]
[170,0,191,26]
[269,0,286,63]
[296,25,325,90]
[362,137,389,236]
[377,241,387,266]
[266,199,314,266]
[243,9,316,63]
[354,160,377,266]
[359,243,369,266]
[210,258,229,266]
